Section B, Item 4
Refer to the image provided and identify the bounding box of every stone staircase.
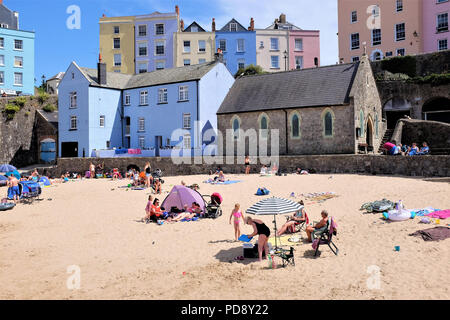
[377,129,394,153]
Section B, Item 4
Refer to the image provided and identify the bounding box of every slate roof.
[37,110,58,129]
[218,18,249,32]
[76,61,220,90]
[217,63,359,115]
[184,21,206,32]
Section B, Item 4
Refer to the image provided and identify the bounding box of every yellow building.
[99,15,135,74]
[174,21,215,67]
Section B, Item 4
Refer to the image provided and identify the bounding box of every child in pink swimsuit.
[229,203,245,241]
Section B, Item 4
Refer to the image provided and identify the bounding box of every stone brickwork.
[392,119,450,151]
[42,155,450,178]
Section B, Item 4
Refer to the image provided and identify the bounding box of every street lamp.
[283,50,288,71]
[41,75,46,92]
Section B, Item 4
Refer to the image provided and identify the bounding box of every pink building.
[289,30,320,70]
[423,0,449,53]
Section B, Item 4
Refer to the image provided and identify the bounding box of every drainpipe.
[196,80,200,153]
[283,109,288,155]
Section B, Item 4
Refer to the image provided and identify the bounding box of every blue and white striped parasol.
[246,197,302,216]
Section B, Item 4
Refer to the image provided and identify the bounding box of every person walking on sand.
[229,204,245,241]
[7,174,20,204]
[89,163,95,179]
[245,216,270,262]
[140,195,155,223]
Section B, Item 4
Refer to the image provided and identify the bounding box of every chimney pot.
[180,19,184,31]
[98,54,107,85]
[212,18,216,32]
[175,5,180,16]
[250,17,255,31]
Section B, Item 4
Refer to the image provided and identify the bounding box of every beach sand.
[0,173,449,300]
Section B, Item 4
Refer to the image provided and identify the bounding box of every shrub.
[37,92,49,104]
[3,103,21,120]
[380,55,417,78]
[408,73,450,86]
[43,104,57,112]
[13,97,27,107]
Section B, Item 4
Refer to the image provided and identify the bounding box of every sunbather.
[305,210,329,243]
[276,201,307,236]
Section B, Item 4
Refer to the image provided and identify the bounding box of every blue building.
[58,58,234,158]
[215,18,256,76]
[0,2,35,95]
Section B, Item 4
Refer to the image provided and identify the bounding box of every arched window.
[292,114,300,138]
[360,110,365,137]
[324,112,333,137]
[258,113,269,139]
[231,116,240,140]
[375,114,379,137]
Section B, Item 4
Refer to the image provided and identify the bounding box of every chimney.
[249,18,254,31]
[180,19,184,31]
[102,13,106,18]
[97,54,107,85]
[175,5,180,16]
[279,14,286,24]
[212,18,216,32]
[214,49,223,63]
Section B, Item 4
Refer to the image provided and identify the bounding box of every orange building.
[338,0,423,63]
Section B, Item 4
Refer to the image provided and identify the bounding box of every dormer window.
[230,23,237,32]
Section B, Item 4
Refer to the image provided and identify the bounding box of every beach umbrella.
[246,197,302,249]
[0,164,16,172]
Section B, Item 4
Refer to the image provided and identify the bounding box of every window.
[324,111,333,137]
[70,116,77,130]
[352,56,360,62]
[139,136,145,149]
[155,41,165,55]
[351,33,360,50]
[230,23,237,32]
[106,141,111,148]
[155,24,164,35]
[396,23,406,41]
[183,134,191,149]
[14,56,23,67]
[138,25,147,37]
[372,5,380,17]
[198,40,206,52]
[183,113,191,129]
[14,40,23,50]
[271,56,280,69]
[0,37,3,48]
[232,117,240,139]
[179,86,189,101]
[238,59,245,70]
[439,39,448,51]
[138,42,147,56]
[237,39,245,52]
[114,70,121,73]
[158,88,168,103]
[351,11,357,23]
[199,58,206,64]
[291,113,300,138]
[295,38,303,51]
[359,110,365,137]
[259,41,264,48]
[437,13,449,32]
[138,118,145,132]
[156,61,165,70]
[270,38,279,50]
[292,56,302,70]
[183,59,191,66]
[138,63,147,74]
[140,91,148,105]
[219,39,226,52]
[113,38,120,49]
[0,55,4,66]
[191,26,198,32]
[396,48,405,56]
[99,115,105,128]
[124,94,131,106]
[437,0,449,3]
[259,115,268,139]
[0,71,4,84]
[396,0,403,12]
[70,92,77,108]
[372,29,381,46]
[183,41,191,53]
[114,26,120,34]
[386,51,393,57]
[375,114,379,137]
[114,54,121,66]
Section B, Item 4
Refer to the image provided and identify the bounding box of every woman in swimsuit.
[245,216,271,262]
[229,203,245,241]
[244,156,250,175]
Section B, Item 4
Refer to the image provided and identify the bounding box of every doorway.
[61,142,78,158]
[366,118,374,151]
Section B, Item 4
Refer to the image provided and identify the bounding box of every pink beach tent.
[162,185,207,213]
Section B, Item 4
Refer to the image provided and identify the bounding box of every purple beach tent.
[162,185,207,213]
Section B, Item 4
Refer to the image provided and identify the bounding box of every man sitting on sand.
[7,174,20,204]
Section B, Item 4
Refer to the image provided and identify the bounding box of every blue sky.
[10,0,338,83]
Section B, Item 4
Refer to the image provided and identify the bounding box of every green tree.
[234,64,266,78]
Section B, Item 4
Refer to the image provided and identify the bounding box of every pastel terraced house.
[423,0,449,53]
[174,20,215,67]
[58,57,234,158]
[0,0,35,95]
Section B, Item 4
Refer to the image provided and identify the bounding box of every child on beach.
[229,203,245,241]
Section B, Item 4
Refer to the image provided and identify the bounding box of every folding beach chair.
[312,217,339,257]
[275,246,295,267]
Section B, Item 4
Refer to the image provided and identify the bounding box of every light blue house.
[0,2,35,95]
[58,58,234,158]
[135,10,179,74]
[215,18,256,76]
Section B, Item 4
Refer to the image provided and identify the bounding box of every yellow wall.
[99,16,135,74]
[174,32,215,67]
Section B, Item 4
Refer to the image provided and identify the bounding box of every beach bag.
[256,188,270,196]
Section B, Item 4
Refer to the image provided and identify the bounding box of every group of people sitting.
[140,195,203,224]
[124,163,162,193]
[384,142,430,156]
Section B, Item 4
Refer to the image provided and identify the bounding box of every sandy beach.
[0,173,449,300]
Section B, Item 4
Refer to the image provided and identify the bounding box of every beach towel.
[409,207,439,217]
[425,210,450,220]
[115,149,128,155]
[204,179,241,185]
[409,227,450,241]
[128,149,142,155]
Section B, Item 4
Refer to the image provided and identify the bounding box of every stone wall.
[40,154,450,178]
[0,95,58,167]
[392,119,450,150]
